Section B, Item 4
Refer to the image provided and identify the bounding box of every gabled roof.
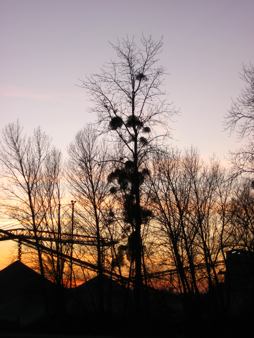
[0,260,55,297]
[0,261,58,326]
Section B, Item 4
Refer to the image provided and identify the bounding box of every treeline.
[0,37,253,300]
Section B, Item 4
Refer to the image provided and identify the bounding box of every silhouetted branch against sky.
[226,64,254,176]
[81,36,173,145]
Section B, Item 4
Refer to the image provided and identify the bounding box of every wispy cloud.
[0,85,50,100]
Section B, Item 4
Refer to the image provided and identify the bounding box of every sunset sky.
[0,0,254,266]
[1,0,254,161]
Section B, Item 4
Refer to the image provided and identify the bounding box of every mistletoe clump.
[126,115,143,129]
[109,116,123,130]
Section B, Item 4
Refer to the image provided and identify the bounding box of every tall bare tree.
[0,122,65,279]
[149,148,230,294]
[38,148,67,286]
[148,149,197,294]
[67,126,117,312]
[68,126,112,275]
[81,36,172,310]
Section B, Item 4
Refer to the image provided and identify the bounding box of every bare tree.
[226,180,254,251]
[68,126,116,312]
[226,64,254,175]
[81,36,172,310]
[148,149,198,294]
[0,122,48,276]
[149,148,229,294]
[68,126,113,272]
[0,122,66,280]
[37,148,67,286]
[188,157,223,291]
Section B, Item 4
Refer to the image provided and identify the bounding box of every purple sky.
[1,0,254,164]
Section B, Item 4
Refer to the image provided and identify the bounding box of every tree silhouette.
[82,36,172,312]
[226,64,254,176]
[0,121,68,284]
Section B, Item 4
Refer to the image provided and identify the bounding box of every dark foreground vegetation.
[0,253,253,337]
[0,36,254,337]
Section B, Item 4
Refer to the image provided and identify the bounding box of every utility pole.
[56,203,62,287]
[69,200,76,288]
